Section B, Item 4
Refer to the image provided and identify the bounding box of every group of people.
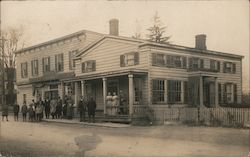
[1,96,97,123]
[106,91,127,115]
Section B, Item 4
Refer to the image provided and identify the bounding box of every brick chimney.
[109,19,119,36]
[195,34,207,50]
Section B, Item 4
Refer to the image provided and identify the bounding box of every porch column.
[74,82,79,106]
[103,77,107,115]
[199,76,204,107]
[81,80,85,98]
[181,81,185,104]
[128,74,134,116]
[61,82,65,103]
[214,77,219,107]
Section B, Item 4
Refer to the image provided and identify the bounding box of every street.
[0,118,249,157]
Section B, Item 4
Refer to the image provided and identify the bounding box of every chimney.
[109,19,119,36]
[195,34,207,50]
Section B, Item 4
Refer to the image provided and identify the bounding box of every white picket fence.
[163,107,250,127]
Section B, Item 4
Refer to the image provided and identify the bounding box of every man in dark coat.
[87,97,96,123]
[13,102,20,121]
[2,104,9,121]
[78,96,86,122]
[44,98,50,119]
[21,101,28,122]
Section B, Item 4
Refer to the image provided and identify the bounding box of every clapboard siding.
[17,85,34,106]
[16,32,102,84]
[75,38,148,77]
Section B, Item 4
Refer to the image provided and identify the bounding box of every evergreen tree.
[147,12,171,43]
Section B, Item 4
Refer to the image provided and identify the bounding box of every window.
[223,62,236,73]
[69,50,78,70]
[120,52,139,67]
[210,60,220,71]
[168,80,181,103]
[152,79,165,103]
[218,83,222,104]
[184,81,188,103]
[31,60,38,76]
[42,57,50,73]
[82,60,96,73]
[55,53,64,72]
[21,62,28,78]
[234,84,237,103]
[152,53,187,68]
[189,57,199,70]
[224,83,233,103]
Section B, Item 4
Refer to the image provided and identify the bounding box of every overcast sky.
[1,0,249,93]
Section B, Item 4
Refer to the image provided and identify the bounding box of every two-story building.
[15,19,243,123]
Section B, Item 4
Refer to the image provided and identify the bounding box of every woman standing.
[112,92,119,115]
[106,92,113,115]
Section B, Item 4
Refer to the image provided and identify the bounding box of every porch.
[60,70,148,123]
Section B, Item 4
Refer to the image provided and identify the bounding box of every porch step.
[96,115,131,124]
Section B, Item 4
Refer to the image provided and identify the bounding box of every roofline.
[75,34,145,58]
[139,42,244,59]
[14,30,103,54]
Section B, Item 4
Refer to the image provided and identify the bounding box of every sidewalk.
[43,118,131,128]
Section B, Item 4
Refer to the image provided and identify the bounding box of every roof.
[139,42,244,59]
[14,28,244,60]
[14,30,103,54]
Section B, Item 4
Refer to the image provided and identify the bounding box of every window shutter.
[217,61,220,72]
[218,83,221,104]
[200,59,204,69]
[134,52,139,65]
[48,57,50,71]
[182,57,187,68]
[166,55,171,67]
[31,61,33,76]
[21,63,23,78]
[232,63,236,73]
[188,58,193,69]
[92,61,96,71]
[82,63,85,73]
[223,84,226,103]
[152,53,157,65]
[55,55,58,72]
[42,58,44,73]
[120,55,125,67]
[223,62,226,73]
[61,54,64,70]
[234,84,237,103]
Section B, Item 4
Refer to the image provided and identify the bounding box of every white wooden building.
[15,19,243,122]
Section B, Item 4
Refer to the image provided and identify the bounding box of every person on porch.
[112,92,119,115]
[106,92,113,115]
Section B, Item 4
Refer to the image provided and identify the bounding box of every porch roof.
[61,69,148,82]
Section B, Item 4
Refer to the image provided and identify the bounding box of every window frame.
[31,60,38,76]
[152,79,165,103]
[42,57,50,73]
[21,62,28,78]
[82,60,96,73]
[55,53,64,72]
[120,52,139,67]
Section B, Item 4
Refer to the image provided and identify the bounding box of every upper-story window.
[31,60,38,76]
[210,60,220,71]
[21,62,28,78]
[189,57,200,70]
[82,60,96,73]
[152,53,187,68]
[223,62,236,73]
[42,57,50,73]
[120,52,139,67]
[55,53,64,72]
[69,50,78,70]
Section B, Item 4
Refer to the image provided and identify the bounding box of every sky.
[1,0,249,93]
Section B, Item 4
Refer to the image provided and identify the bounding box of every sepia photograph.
[0,0,249,157]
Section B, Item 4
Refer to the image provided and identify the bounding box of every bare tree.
[2,26,25,68]
[146,11,171,43]
[132,19,143,39]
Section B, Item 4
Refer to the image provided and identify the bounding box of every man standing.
[21,101,28,122]
[13,102,20,121]
[87,97,96,123]
[78,96,86,122]
[2,103,9,121]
